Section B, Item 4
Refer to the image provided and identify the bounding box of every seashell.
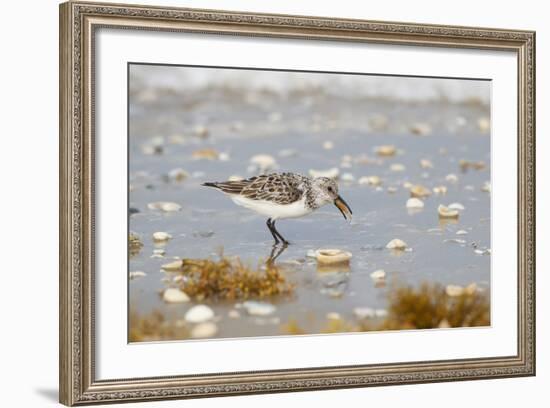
[375,309,388,318]
[406,198,424,209]
[185,305,215,323]
[370,269,386,280]
[161,260,183,271]
[341,173,355,182]
[446,285,464,297]
[410,122,432,136]
[192,148,218,160]
[375,145,397,157]
[358,175,381,186]
[322,141,334,150]
[445,173,459,183]
[433,185,448,195]
[228,310,241,319]
[190,322,218,338]
[456,230,469,235]
[477,117,490,133]
[194,125,209,138]
[147,201,182,212]
[385,239,408,250]
[151,248,165,258]
[387,186,398,194]
[309,167,339,179]
[438,319,451,328]
[465,283,478,295]
[481,181,491,193]
[315,249,352,265]
[448,203,465,211]
[250,154,277,172]
[410,184,431,198]
[420,159,434,169]
[129,271,146,280]
[163,288,190,303]
[242,301,276,316]
[326,312,341,320]
[168,168,188,182]
[438,205,460,219]
[459,159,486,172]
[152,231,172,242]
[390,163,406,172]
[218,152,230,161]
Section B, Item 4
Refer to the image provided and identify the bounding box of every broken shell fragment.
[190,322,218,338]
[242,301,276,316]
[385,239,408,250]
[315,249,352,265]
[410,184,431,198]
[446,285,464,297]
[438,205,460,219]
[481,181,491,193]
[168,168,189,182]
[445,173,459,183]
[433,185,448,195]
[184,305,215,323]
[410,122,432,136]
[358,175,382,186]
[375,145,396,157]
[370,269,386,280]
[163,288,190,303]
[341,173,355,182]
[322,141,334,150]
[153,231,172,242]
[161,260,183,271]
[420,159,434,169]
[147,201,182,212]
[354,307,375,319]
[390,163,406,172]
[406,198,425,209]
[192,148,218,160]
[250,154,277,172]
[129,271,146,280]
[478,117,490,133]
[448,203,465,211]
[309,167,339,179]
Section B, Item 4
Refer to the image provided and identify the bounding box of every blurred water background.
[128,64,491,341]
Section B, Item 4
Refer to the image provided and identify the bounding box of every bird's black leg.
[266,218,280,245]
[271,220,289,245]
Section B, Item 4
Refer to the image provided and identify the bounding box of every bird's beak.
[334,195,353,221]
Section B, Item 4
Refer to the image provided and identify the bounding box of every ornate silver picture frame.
[59,1,535,405]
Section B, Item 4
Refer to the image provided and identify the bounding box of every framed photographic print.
[59,1,536,405]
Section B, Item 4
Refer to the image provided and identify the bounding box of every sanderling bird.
[202,172,352,245]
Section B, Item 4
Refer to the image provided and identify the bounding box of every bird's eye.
[328,187,333,192]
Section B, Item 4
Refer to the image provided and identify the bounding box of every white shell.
[446,285,464,297]
[184,305,215,323]
[163,288,190,303]
[375,145,397,157]
[445,173,459,183]
[129,271,146,280]
[153,231,172,241]
[161,260,183,271]
[341,172,355,182]
[147,201,182,212]
[242,301,276,316]
[420,159,434,169]
[315,249,352,265]
[353,307,375,319]
[370,269,386,280]
[168,168,189,182]
[390,163,406,172]
[358,175,381,186]
[406,198,425,209]
[438,205,460,219]
[386,239,408,250]
[478,117,490,133]
[322,141,334,150]
[433,185,448,195]
[456,230,469,235]
[448,203,465,210]
[250,154,277,171]
[190,322,218,338]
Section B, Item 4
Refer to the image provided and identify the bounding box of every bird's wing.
[241,173,304,204]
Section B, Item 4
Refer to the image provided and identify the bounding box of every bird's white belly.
[230,195,312,220]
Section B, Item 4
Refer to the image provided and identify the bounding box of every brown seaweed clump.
[129,232,143,258]
[380,283,490,330]
[129,309,189,342]
[176,256,295,301]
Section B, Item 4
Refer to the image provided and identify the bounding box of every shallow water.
[128,81,491,340]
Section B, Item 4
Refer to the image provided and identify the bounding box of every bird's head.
[312,177,353,220]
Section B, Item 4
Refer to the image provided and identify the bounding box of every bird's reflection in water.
[266,244,288,266]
